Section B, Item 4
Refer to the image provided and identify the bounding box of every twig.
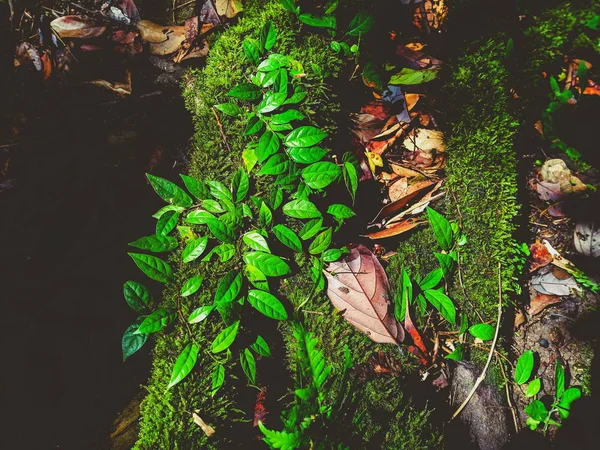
[497,354,520,434]
[450,263,503,421]
[210,107,232,153]
[170,0,196,11]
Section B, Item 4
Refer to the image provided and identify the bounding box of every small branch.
[497,354,520,434]
[450,263,503,421]
[211,107,232,153]
[170,0,196,11]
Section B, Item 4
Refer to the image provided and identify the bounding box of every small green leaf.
[270,188,283,210]
[128,235,177,253]
[146,174,192,207]
[557,387,581,419]
[525,400,549,422]
[323,248,343,262]
[283,198,321,219]
[389,68,439,85]
[348,11,374,36]
[299,218,323,240]
[302,161,341,189]
[423,289,456,326]
[207,180,233,202]
[260,20,277,51]
[427,207,453,251]
[459,313,469,335]
[258,202,273,228]
[211,321,240,353]
[469,323,495,341]
[202,243,236,262]
[202,199,224,214]
[327,204,355,221]
[214,103,243,117]
[180,174,209,200]
[240,348,257,384]
[231,169,249,203]
[555,361,565,399]
[182,236,209,263]
[526,417,541,431]
[251,335,271,357]
[279,0,299,14]
[227,83,261,101]
[435,251,457,277]
[244,115,264,136]
[284,126,327,148]
[168,343,199,389]
[245,264,269,291]
[273,224,302,252]
[283,85,307,105]
[286,146,327,164]
[258,154,289,176]
[243,231,271,252]
[445,345,464,361]
[247,290,288,320]
[152,205,185,219]
[128,253,173,283]
[186,210,216,225]
[122,318,148,361]
[419,268,443,290]
[257,131,281,164]
[155,210,179,236]
[206,219,235,243]
[243,251,291,277]
[526,378,542,397]
[308,228,332,255]
[214,271,243,306]
[243,39,260,65]
[343,161,358,203]
[298,13,337,29]
[211,364,225,396]
[242,146,258,172]
[515,350,535,385]
[180,275,203,297]
[137,308,174,334]
[188,305,214,324]
[257,92,287,114]
[271,109,305,125]
[123,280,152,312]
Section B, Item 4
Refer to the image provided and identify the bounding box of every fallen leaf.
[404,297,429,364]
[364,217,426,239]
[529,292,562,316]
[192,412,215,437]
[199,0,222,24]
[514,308,527,329]
[540,159,586,195]
[530,241,553,272]
[175,40,210,63]
[136,20,168,43]
[324,245,405,344]
[535,181,562,202]
[574,222,600,257]
[85,70,132,96]
[14,42,42,71]
[150,26,186,55]
[390,163,422,178]
[531,268,578,296]
[403,128,445,153]
[118,0,140,23]
[50,16,107,39]
[371,180,435,224]
[216,0,243,18]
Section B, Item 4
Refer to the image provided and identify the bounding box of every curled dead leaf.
[403,128,445,153]
[364,217,426,240]
[51,16,107,39]
[529,292,561,316]
[150,26,186,55]
[192,412,215,437]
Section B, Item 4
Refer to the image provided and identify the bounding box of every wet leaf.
[324,245,405,344]
[51,15,106,38]
[182,236,209,263]
[155,210,179,236]
[168,343,199,388]
[188,305,214,324]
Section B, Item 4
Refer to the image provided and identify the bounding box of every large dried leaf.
[371,179,435,225]
[136,20,168,43]
[149,26,186,55]
[364,218,425,240]
[403,128,445,152]
[529,293,561,316]
[574,222,600,257]
[529,242,553,272]
[50,16,106,39]
[216,0,242,18]
[532,268,578,296]
[324,245,404,344]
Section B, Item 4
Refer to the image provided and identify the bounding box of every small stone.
[539,338,550,348]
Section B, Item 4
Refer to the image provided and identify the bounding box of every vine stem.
[497,354,520,434]
[450,262,503,421]
[211,107,232,153]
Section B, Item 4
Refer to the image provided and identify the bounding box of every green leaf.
[242,146,258,172]
[248,290,288,320]
[299,217,324,240]
[128,253,173,283]
[445,344,464,361]
[557,387,581,419]
[395,268,413,322]
[343,161,358,203]
[241,203,253,219]
[188,305,214,324]
[283,85,308,105]
[146,173,193,207]
[279,0,298,14]
[389,68,439,85]
[214,271,243,306]
[271,109,305,125]
[419,268,443,290]
[284,126,327,148]
[273,224,302,252]
[427,207,453,251]
[469,323,495,341]
[227,83,261,101]
[168,343,199,389]
[243,39,260,65]
[258,57,283,72]
[435,251,457,277]
[211,363,225,396]
[257,131,281,164]
[348,11,374,36]
[128,235,177,253]
[257,92,287,114]
[206,219,235,243]
[526,417,541,431]
[155,210,179,236]
[260,20,277,51]
[123,280,152,312]
[243,251,291,277]
[327,204,355,221]
[252,69,279,87]
[180,275,203,297]
[207,180,233,201]
[244,115,264,136]
[202,243,236,262]
[459,313,469,335]
[180,174,209,200]
[270,188,283,210]
[258,153,289,176]
[214,103,243,117]
[515,350,535,385]
[283,198,321,219]
[240,348,257,384]
[243,231,271,252]
[526,378,542,397]
[308,228,332,255]
[251,335,272,357]
[555,361,565,399]
[152,205,185,219]
[122,319,148,361]
[258,202,273,228]
[298,13,337,29]
[525,400,549,422]
[302,161,341,189]
[275,68,289,95]
[137,308,174,334]
[423,289,456,326]
[323,248,343,262]
[202,199,224,214]
[231,169,249,203]
[286,146,327,164]
[186,210,216,225]
[182,236,209,263]
[245,264,269,291]
[362,61,384,90]
[211,321,240,353]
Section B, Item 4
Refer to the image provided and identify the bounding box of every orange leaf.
[364,218,425,240]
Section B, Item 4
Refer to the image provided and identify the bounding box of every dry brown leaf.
[371,180,435,224]
[216,0,242,18]
[192,412,215,437]
[136,20,168,43]
[85,70,132,96]
[531,267,578,296]
[324,245,404,344]
[405,93,422,111]
[403,128,445,153]
[514,308,527,329]
[51,16,106,39]
[150,26,186,55]
[364,218,426,240]
[529,293,561,316]
[390,164,422,179]
[388,177,408,202]
[529,241,553,272]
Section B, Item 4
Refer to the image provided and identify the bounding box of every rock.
[540,159,586,195]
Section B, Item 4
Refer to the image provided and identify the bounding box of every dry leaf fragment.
[540,159,586,195]
[574,222,600,257]
[192,412,215,437]
[531,268,578,296]
[324,245,404,344]
[529,241,553,272]
[371,180,435,224]
[50,16,107,39]
[150,26,186,55]
[216,0,243,18]
[403,128,445,153]
[364,218,426,240]
[85,70,132,96]
[529,292,562,316]
[136,20,168,43]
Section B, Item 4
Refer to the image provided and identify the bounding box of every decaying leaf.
[324,245,405,344]
[85,70,132,96]
[530,241,553,272]
[539,159,586,195]
[193,411,215,437]
[216,0,243,18]
[150,26,186,55]
[50,16,107,39]
[403,128,445,153]
[574,222,600,257]
[364,218,426,240]
[529,292,562,316]
[136,20,169,43]
[404,298,429,365]
[531,268,579,296]
[14,42,42,71]
[371,180,435,225]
